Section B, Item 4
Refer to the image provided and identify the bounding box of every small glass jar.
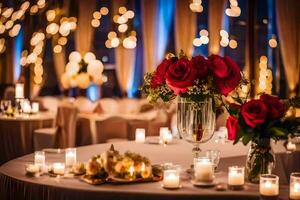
[34,151,45,167]
[194,157,214,183]
[228,166,245,190]
[162,164,181,189]
[259,174,279,197]
[290,172,300,200]
[135,128,146,143]
[65,148,77,167]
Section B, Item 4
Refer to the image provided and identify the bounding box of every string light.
[225,0,241,17]
[189,0,203,13]
[193,38,202,47]
[100,7,109,15]
[91,19,100,28]
[258,55,272,94]
[268,38,277,48]
[229,39,238,49]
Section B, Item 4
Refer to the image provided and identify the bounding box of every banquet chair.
[33,104,79,150]
[97,98,119,114]
[36,96,60,114]
[95,116,128,143]
[118,98,140,114]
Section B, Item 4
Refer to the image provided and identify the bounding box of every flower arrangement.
[141,51,244,108]
[226,93,300,182]
[61,51,105,89]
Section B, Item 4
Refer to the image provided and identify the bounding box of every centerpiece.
[141,51,244,160]
[60,51,105,95]
[226,93,300,183]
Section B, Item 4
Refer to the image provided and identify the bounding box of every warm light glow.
[108,31,117,39]
[193,38,202,47]
[124,10,135,19]
[2,8,14,18]
[5,20,14,30]
[30,5,39,14]
[84,52,96,63]
[69,51,82,63]
[113,15,120,23]
[200,35,209,44]
[117,16,128,24]
[53,45,62,53]
[100,7,109,15]
[46,23,59,35]
[105,40,112,48]
[118,24,128,33]
[46,10,56,22]
[93,11,101,19]
[189,3,203,13]
[119,6,127,14]
[111,38,120,48]
[91,19,100,28]
[220,30,229,38]
[229,39,238,49]
[199,29,208,37]
[268,38,277,48]
[8,24,21,37]
[58,37,67,46]
[0,25,5,34]
[59,22,71,36]
[21,2,30,11]
[260,56,268,64]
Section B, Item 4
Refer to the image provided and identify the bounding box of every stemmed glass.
[0,100,11,114]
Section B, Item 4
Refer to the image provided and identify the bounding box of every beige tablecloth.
[0,138,298,200]
[0,113,55,165]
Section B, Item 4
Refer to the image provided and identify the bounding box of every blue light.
[13,28,23,81]
[157,0,175,61]
[87,84,100,101]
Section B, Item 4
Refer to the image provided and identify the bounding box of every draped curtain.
[175,0,196,57]
[276,0,300,96]
[208,0,226,55]
[141,0,158,73]
[113,0,136,95]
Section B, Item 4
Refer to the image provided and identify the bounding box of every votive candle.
[22,100,31,114]
[228,166,244,187]
[163,169,180,189]
[194,157,214,183]
[259,174,279,196]
[53,163,65,175]
[159,127,169,143]
[290,172,300,199]
[15,83,24,99]
[31,102,39,113]
[65,148,77,167]
[34,151,45,167]
[135,128,146,143]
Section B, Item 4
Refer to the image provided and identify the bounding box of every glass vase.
[177,97,216,161]
[246,141,275,183]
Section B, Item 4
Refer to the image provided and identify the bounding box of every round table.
[0,112,55,165]
[0,138,293,200]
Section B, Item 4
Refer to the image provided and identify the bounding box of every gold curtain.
[208,0,226,55]
[0,40,14,84]
[141,0,158,73]
[175,0,196,57]
[113,0,136,94]
[276,0,300,96]
[75,0,96,54]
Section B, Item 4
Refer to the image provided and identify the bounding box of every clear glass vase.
[177,97,216,161]
[246,141,275,183]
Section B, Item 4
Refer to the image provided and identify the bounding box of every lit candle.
[22,100,31,114]
[31,102,39,114]
[228,166,244,188]
[26,164,40,173]
[135,128,146,143]
[287,142,296,151]
[290,173,300,199]
[141,162,145,172]
[162,131,173,144]
[194,157,214,183]
[129,165,135,177]
[15,83,24,99]
[34,151,45,167]
[259,174,279,196]
[163,169,180,189]
[159,127,169,143]
[65,148,77,167]
[53,163,65,175]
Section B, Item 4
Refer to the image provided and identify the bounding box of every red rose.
[226,115,239,140]
[151,58,176,88]
[166,58,196,95]
[240,99,268,128]
[191,56,209,78]
[209,55,241,96]
[260,94,285,120]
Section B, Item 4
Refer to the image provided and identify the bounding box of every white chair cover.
[73,97,95,113]
[37,96,60,114]
[97,98,119,114]
[118,98,140,114]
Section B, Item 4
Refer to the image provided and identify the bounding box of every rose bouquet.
[141,51,244,107]
[226,93,300,183]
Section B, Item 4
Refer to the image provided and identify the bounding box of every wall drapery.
[174,0,196,57]
[276,0,300,96]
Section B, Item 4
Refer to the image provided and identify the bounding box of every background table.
[0,113,55,165]
[0,138,298,200]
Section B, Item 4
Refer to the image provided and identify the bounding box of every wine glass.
[0,100,11,114]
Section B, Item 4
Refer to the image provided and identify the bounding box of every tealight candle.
[31,102,39,114]
[22,100,31,114]
[135,128,146,143]
[194,157,214,183]
[15,83,24,99]
[34,151,45,167]
[290,172,300,199]
[53,163,65,175]
[65,148,77,167]
[259,174,279,197]
[163,169,180,189]
[228,166,244,188]
[287,142,296,151]
[159,127,169,143]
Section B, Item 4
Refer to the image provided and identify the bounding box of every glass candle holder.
[206,150,220,170]
[290,172,300,200]
[259,174,279,197]
[159,127,169,143]
[194,157,214,183]
[162,165,181,189]
[31,102,39,114]
[65,148,77,167]
[34,151,45,167]
[135,128,146,143]
[228,166,245,189]
[52,163,65,175]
